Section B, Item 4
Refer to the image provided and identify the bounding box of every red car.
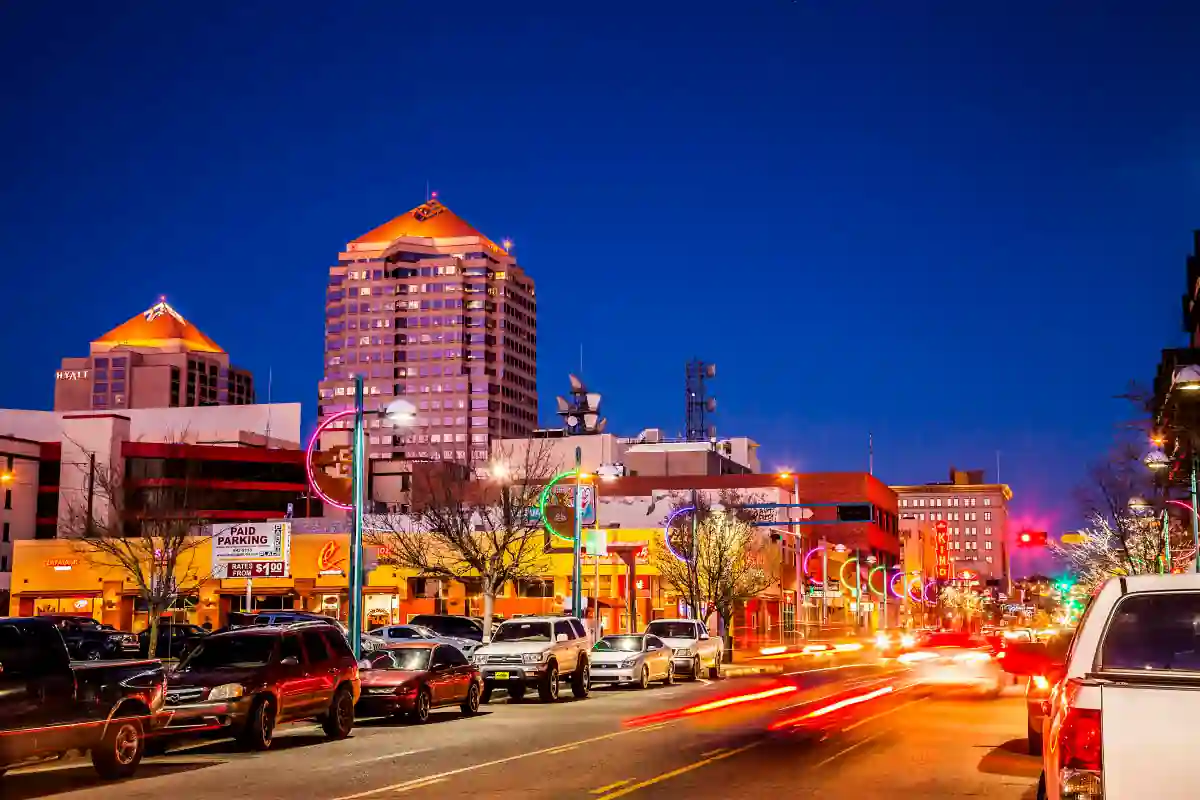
[355,642,483,723]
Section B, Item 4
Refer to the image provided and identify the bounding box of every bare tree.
[650,491,775,651]
[1051,511,1189,592]
[62,450,214,653]
[369,442,555,639]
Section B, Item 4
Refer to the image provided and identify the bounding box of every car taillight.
[953,651,992,663]
[1031,675,1050,691]
[1061,706,1102,771]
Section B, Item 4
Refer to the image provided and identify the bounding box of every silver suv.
[471,616,591,703]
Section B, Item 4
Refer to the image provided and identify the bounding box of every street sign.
[584,529,608,557]
[222,561,287,579]
[213,522,291,579]
[797,508,814,520]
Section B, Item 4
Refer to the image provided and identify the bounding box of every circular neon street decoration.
[536,470,579,543]
[839,557,860,592]
[662,506,695,563]
[923,580,937,603]
[802,545,824,576]
[906,575,924,603]
[868,566,886,597]
[305,409,359,512]
[888,569,906,599]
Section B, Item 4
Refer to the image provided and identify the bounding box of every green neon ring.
[868,566,886,597]
[839,557,859,592]
[537,470,580,542]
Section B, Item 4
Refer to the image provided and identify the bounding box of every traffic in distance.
[1,602,1090,799]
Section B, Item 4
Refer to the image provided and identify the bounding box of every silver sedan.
[367,623,480,657]
[588,634,675,689]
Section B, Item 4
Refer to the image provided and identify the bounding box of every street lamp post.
[572,447,583,620]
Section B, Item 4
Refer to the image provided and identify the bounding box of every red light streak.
[768,684,895,730]
[623,682,798,727]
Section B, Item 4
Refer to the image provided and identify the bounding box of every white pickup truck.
[644,619,722,680]
[1039,573,1200,800]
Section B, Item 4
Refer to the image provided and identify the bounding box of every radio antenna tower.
[685,359,717,442]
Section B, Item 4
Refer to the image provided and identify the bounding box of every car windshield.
[178,635,277,670]
[408,625,438,638]
[595,636,644,652]
[646,622,696,639]
[492,622,552,642]
[918,632,988,649]
[373,648,433,670]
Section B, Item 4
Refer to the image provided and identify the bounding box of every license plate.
[493,672,511,680]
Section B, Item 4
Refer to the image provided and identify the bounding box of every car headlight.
[473,654,488,665]
[208,683,245,701]
[674,648,693,657]
[620,658,638,668]
[522,652,548,664]
[900,634,916,649]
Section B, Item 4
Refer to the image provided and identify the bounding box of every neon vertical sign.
[934,520,950,580]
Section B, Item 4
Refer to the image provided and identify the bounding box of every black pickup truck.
[0,617,166,780]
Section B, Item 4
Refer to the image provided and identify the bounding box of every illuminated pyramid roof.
[351,197,510,256]
[93,299,224,354]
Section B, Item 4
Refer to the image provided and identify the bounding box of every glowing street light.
[1144,448,1171,471]
[1174,365,1200,392]
[1128,496,1154,514]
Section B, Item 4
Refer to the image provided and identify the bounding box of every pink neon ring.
[305,409,360,512]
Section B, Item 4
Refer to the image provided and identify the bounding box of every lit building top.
[350,198,510,257]
[93,300,224,354]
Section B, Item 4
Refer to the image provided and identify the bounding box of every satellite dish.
[566,415,580,427]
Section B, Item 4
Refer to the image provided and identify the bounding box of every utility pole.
[571,447,583,619]
[690,488,699,620]
[1191,454,1199,574]
[347,374,366,658]
[85,452,96,538]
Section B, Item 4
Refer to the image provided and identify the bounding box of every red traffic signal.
[1017,530,1048,547]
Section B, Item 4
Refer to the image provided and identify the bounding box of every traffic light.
[1017,530,1048,547]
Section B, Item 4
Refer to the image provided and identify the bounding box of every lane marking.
[544,744,580,755]
[592,779,632,794]
[322,748,432,769]
[811,730,885,770]
[329,723,674,800]
[592,741,761,799]
[395,777,446,793]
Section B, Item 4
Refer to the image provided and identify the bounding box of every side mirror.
[556,633,568,643]
[699,633,710,641]
[280,656,300,667]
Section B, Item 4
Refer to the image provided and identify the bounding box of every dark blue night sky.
[2,1,1198,564]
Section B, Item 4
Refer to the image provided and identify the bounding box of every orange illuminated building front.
[55,299,254,412]
[8,529,669,635]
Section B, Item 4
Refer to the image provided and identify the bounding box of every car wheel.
[461,682,481,715]
[1028,722,1044,756]
[236,697,276,751]
[571,660,590,699]
[539,665,560,702]
[409,687,432,723]
[322,686,355,740]
[690,656,701,680]
[709,651,722,680]
[637,666,649,690]
[85,648,103,662]
[91,716,144,780]
[663,662,675,686]
[480,683,494,704]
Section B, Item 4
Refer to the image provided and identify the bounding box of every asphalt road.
[5,663,1042,800]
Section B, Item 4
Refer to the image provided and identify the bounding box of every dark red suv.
[160,622,360,751]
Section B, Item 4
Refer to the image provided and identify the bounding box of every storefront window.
[34,597,97,617]
[515,578,554,598]
[228,594,296,614]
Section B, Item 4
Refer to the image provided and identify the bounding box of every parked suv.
[472,616,590,703]
[42,615,140,661]
[408,614,486,643]
[161,622,360,751]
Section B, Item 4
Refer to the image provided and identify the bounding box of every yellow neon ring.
[839,557,860,592]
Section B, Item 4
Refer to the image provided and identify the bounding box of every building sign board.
[934,520,950,580]
[212,522,291,579]
[55,370,89,380]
